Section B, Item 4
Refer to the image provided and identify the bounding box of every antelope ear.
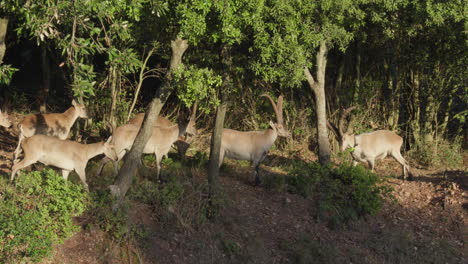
[106,136,113,143]
[72,99,77,106]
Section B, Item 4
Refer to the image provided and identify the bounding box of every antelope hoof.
[405,173,414,181]
[254,177,261,187]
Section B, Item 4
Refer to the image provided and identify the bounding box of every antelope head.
[72,99,89,119]
[185,102,198,137]
[103,136,118,161]
[328,106,356,151]
[0,109,12,128]
[339,106,357,151]
[261,94,291,138]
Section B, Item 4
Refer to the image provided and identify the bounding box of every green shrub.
[0,169,88,263]
[409,138,463,169]
[287,161,392,225]
[192,151,209,168]
[155,175,185,209]
[88,190,130,240]
[161,156,183,170]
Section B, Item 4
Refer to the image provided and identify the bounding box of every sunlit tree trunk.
[108,66,120,127]
[409,70,422,147]
[208,103,227,193]
[304,41,330,165]
[39,45,50,113]
[0,18,7,63]
[208,45,232,194]
[353,43,361,104]
[109,38,188,203]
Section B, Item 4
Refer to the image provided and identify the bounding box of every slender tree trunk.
[208,103,227,193]
[439,88,456,137]
[333,54,345,109]
[304,41,330,165]
[40,45,50,113]
[109,38,188,203]
[353,43,361,104]
[127,47,156,121]
[0,18,8,64]
[410,70,422,147]
[109,66,118,127]
[208,45,232,194]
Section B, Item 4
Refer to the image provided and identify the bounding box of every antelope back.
[128,113,173,127]
[111,123,139,155]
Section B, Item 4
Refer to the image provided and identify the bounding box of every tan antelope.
[328,107,412,180]
[96,105,197,179]
[128,114,173,127]
[11,135,118,191]
[219,94,291,185]
[14,99,88,162]
[128,113,194,158]
[0,109,12,128]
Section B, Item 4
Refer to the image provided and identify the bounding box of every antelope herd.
[0,95,413,191]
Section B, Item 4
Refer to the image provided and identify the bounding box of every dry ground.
[0,123,466,264]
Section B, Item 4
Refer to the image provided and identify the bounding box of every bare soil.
[1,125,466,264]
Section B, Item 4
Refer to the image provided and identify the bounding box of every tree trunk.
[353,43,361,104]
[304,40,330,165]
[109,38,188,203]
[208,103,227,194]
[127,47,156,121]
[409,70,422,148]
[39,44,50,113]
[0,18,7,64]
[332,54,345,109]
[109,66,118,127]
[207,45,232,195]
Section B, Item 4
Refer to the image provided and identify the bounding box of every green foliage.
[251,0,365,87]
[0,65,19,85]
[2,0,151,99]
[191,151,209,168]
[161,156,183,171]
[89,190,130,240]
[129,173,209,230]
[174,64,222,114]
[0,169,88,263]
[287,161,392,225]
[409,138,464,169]
[155,175,185,210]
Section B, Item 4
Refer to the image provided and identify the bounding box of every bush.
[409,138,463,169]
[0,169,88,263]
[129,174,209,231]
[88,190,130,240]
[287,161,392,225]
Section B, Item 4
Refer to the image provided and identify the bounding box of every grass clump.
[0,169,88,263]
[287,161,392,225]
[408,137,463,169]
